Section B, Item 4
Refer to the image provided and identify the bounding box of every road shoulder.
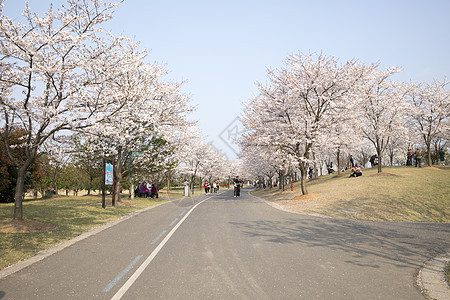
[418,253,450,300]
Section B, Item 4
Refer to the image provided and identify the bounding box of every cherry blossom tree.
[242,53,374,194]
[173,127,209,195]
[82,59,193,203]
[239,132,285,188]
[173,127,229,195]
[0,0,141,219]
[357,68,407,173]
[407,79,450,166]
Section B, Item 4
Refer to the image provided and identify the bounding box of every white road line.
[110,195,215,300]
[150,230,167,245]
[103,255,143,293]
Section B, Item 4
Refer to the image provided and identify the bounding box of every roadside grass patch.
[158,188,185,198]
[252,166,450,222]
[0,195,167,270]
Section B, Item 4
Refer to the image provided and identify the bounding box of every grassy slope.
[252,166,450,222]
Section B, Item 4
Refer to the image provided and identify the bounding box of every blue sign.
[105,163,113,185]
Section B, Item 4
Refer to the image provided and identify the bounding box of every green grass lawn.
[0,195,169,270]
[252,166,450,223]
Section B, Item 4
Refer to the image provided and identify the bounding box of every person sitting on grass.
[139,182,148,198]
[349,166,363,177]
[150,185,158,199]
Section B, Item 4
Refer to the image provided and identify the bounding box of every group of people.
[349,165,363,177]
[199,177,244,197]
[136,181,158,198]
[406,148,423,167]
[347,156,363,177]
[203,180,220,194]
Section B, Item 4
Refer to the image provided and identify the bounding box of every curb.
[418,253,450,300]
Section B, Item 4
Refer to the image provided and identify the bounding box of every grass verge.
[0,194,169,270]
[252,166,449,222]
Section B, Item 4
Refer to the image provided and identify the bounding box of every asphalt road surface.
[1,187,449,299]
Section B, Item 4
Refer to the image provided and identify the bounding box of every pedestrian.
[146,181,151,191]
[204,181,209,193]
[139,182,147,198]
[146,181,152,198]
[406,149,413,166]
[414,148,422,168]
[184,179,190,197]
[439,149,445,166]
[234,176,241,197]
[150,185,158,198]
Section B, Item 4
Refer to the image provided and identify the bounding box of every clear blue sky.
[3,0,450,159]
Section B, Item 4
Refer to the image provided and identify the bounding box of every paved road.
[1,188,449,299]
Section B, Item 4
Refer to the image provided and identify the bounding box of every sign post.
[102,157,106,209]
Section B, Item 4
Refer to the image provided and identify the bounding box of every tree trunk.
[426,144,432,167]
[87,174,93,195]
[278,170,283,190]
[111,158,116,207]
[130,183,134,200]
[433,142,439,165]
[53,179,58,195]
[298,161,308,195]
[337,148,341,175]
[13,153,35,220]
[114,149,123,204]
[377,148,383,173]
[312,151,318,178]
[190,173,196,196]
[190,161,199,196]
[13,166,27,220]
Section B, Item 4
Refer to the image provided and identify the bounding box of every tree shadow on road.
[230,217,450,269]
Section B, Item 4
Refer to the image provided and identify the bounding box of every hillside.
[251,166,450,222]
